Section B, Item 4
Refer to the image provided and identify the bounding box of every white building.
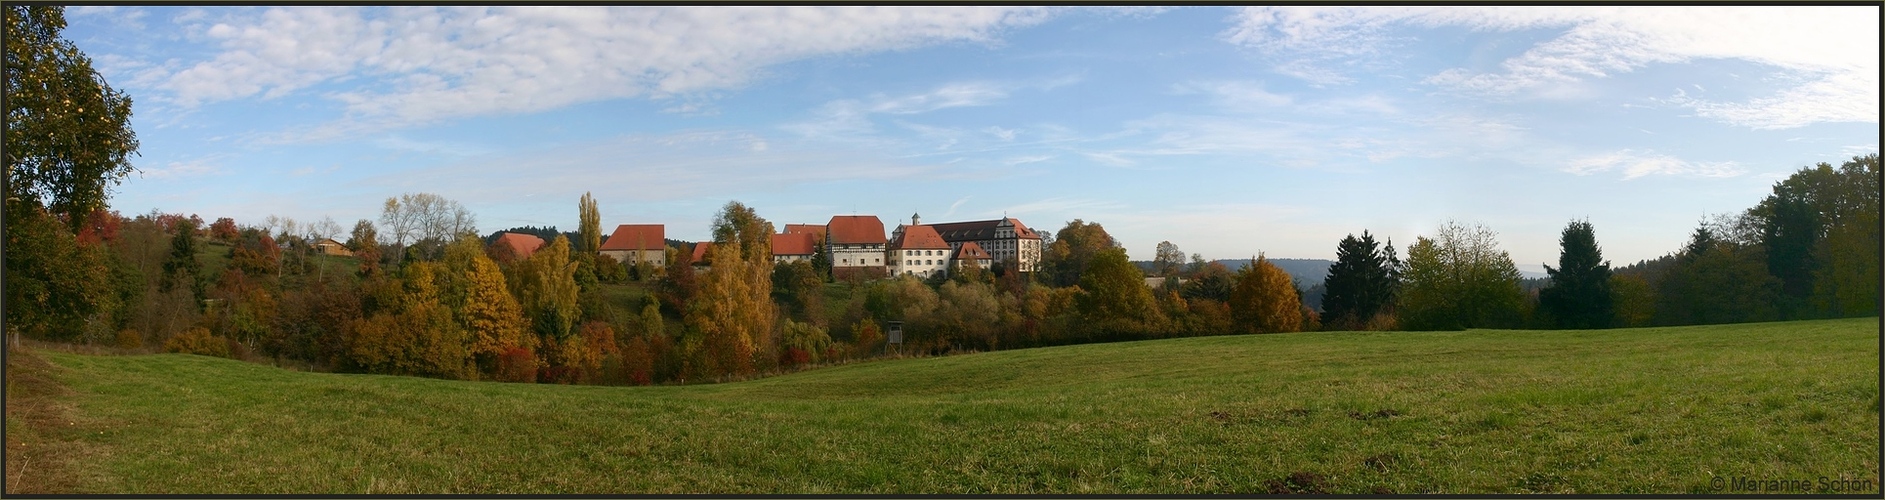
[826,215,887,280]
[888,216,952,278]
[925,216,1044,273]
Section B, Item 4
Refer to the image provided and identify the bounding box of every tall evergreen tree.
[161,219,204,302]
[1538,220,1615,329]
[1320,231,1399,328]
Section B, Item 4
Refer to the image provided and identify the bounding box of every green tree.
[515,235,581,342]
[4,6,140,229]
[1180,261,1234,303]
[1655,224,1780,325]
[4,6,138,342]
[160,218,205,302]
[1811,154,1880,317]
[1152,240,1184,277]
[1043,219,1118,287]
[578,192,601,255]
[1609,274,1655,328]
[1075,247,1163,336]
[1397,221,1525,331]
[1538,220,1615,329]
[1229,255,1302,334]
[711,200,774,262]
[1319,231,1400,329]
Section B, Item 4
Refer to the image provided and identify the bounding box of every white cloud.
[142,6,1056,134]
[1172,80,1293,108]
[1564,150,1744,179]
[137,156,223,179]
[870,82,1010,114]
[364,130,947,204]
[1224,6,1880,129]
[985,126,1017,141]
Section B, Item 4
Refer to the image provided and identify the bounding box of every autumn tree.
[209,217,238,242]
[1398,221,1525,331]
[380,192,477,260]
[683,201,777,377]
[578,192,602,255]
[1043,219,1119,287]
[4,6,139,341]
[1181,261,1233,303]
[454,240,533,373]
[1229,255,1302,334]
[515,235,582,344]
[1319,231,1401,330]
[1075,247,1163,337]
[347,219,383,277]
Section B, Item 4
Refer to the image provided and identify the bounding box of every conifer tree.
[1539,220,1615,329]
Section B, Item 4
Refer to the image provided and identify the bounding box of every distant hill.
[1134,258,1335,287]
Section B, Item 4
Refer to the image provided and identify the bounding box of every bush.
[164,327,231,358]
[494,346,538,383]
[115,328,143,350]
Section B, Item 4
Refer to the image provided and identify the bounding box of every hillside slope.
[9,318,1879,494]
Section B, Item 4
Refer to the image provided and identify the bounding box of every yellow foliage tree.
[462,250,533,363]
[1229,254,1302,334]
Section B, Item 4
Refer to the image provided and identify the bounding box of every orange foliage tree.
[1229,254,1302,334]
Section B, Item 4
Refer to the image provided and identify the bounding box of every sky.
[65,5,1880,274]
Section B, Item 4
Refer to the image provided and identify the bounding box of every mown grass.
[8,318,1879,494]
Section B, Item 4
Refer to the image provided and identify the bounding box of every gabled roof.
[783,224,827,240]
[771,232,817,256]
[890,224,950,250]
[927,217,1041,242]
[601,224,665,251]
[826,215,885,245]
[956,241,993,260]
[494,233,547,260]
[1006,218,1041,240]
[691,242,713,264]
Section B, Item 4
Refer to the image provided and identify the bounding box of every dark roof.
[926,217,1041,242]
[890,224,950,250]
[601,224,665,251]
[771,232,817,256]
[826,215,885,245]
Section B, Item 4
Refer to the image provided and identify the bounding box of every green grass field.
[6,318,1879,494]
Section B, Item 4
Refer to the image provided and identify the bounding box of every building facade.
[924,216,1044,273]
[887,218,952,278]
[599,224,666,267]
[827,215,887,279]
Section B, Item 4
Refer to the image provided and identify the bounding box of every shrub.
[619,336,654,385]
[164,327,231,358]
[494,346,538,383]
[115,329,143,350]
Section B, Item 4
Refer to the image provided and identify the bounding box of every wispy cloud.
[1223,6,1880,129]
[136,155,227,180]
[1564,150,1744,179]
[133,6,1057,137]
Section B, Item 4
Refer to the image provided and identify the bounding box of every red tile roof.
[771,232,817,256]
[601,224,665,251]
[1006,218,1041,240]
[494,233,547,260]
[890,224,950,250]
[691,242,713,264]
[956,241,993,260]
[783,224,827,240]
[826,215,885,245]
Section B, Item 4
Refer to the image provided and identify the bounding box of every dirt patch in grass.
[1263,471,1330,494]
[1349,409,1401,421]
[5,345,95,494]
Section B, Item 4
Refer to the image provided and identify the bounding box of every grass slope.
[8,318,1880,494]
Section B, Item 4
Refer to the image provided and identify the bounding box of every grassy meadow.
[5,318,1879,494]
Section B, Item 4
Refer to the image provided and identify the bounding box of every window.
[843,259,849,264]
[874,258,880,263]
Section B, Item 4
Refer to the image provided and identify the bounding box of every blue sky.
[66,6,1878,273]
